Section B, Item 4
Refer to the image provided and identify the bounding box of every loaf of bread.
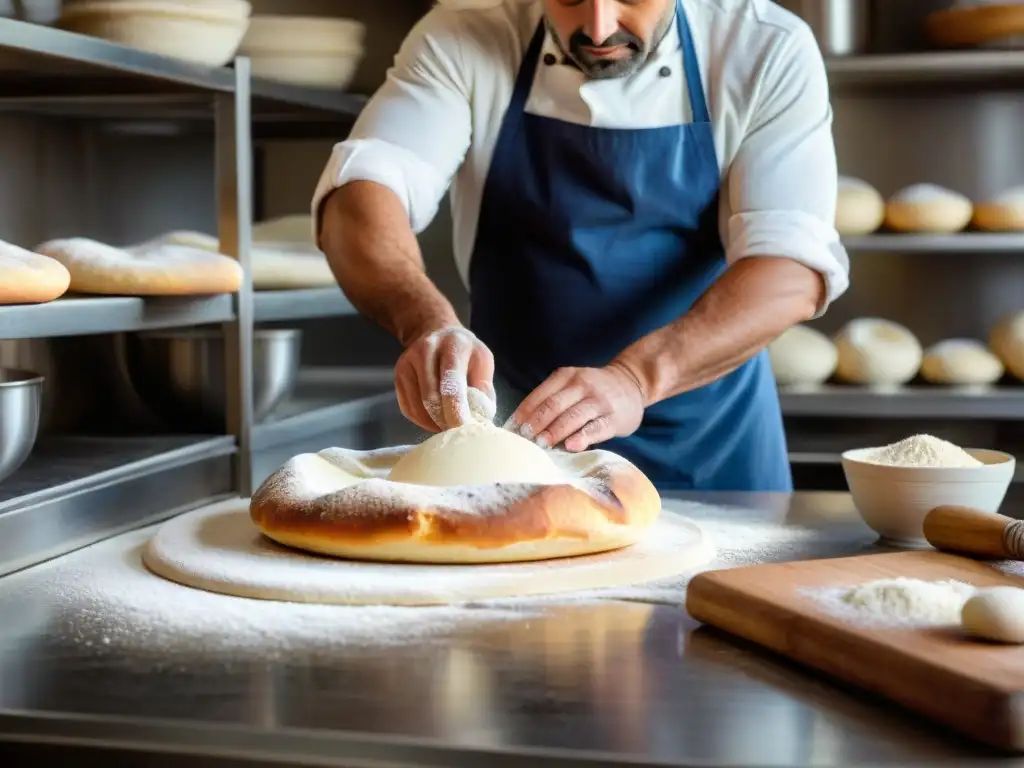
[0,239,72,305]
[990,311,1024,382]
[884,184,973,234]
[768,324,838,387]
[920,339,1004,386]
[972,186,1024,232]
[132,229,336,289]
[36,237,242,296]
[834,318,923,386]
[249,422,662,564]
[836,176,885,236]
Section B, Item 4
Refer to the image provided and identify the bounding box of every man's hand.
[395,325,496,432]
[507,362,646,452]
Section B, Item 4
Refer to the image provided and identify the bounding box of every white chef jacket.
[312,0,850,312]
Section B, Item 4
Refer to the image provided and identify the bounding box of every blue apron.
[468,0,792,492]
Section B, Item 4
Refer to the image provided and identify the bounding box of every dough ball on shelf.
[962,586,1024,645]
[36,237,242,296]
[0,239,71,305]
[920,339,1004,385]
[972,186,1024,232]
[990,310,1024,381]
[768,324,838,387]
[836,176,885,236]
[884,184,973,234]
[834,318,923,386]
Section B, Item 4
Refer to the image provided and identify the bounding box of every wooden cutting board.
[686,551,1024,751]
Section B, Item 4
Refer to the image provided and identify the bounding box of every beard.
[546,6,675,80]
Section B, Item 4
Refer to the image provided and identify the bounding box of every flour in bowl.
[858,434,983,468]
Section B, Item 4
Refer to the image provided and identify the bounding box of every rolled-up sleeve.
[724,24,849,315]
[312,8,473,241]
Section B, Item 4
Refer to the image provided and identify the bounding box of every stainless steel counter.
[0,491,1019,767]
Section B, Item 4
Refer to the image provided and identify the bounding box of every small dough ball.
[836,176,885,236]
[884,184,973,234]
[920,339,1004,385]
[768,325,838,386]
[387,422,564,487]
[990,310,1024,381]
[961,586,1024,644]
[973,186,1024,232]
[834,318,923,386]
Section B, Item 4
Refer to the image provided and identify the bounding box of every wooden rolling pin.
[923,505,1024,560]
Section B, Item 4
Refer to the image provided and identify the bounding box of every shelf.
[254,288,356,323]
[253,390,396,452]
[780,385,1024,420]
[843,233,1024,254]
[0,294,234,339]
[826,50,1024,87]
[0,434,235,576]
[0,19,365,120]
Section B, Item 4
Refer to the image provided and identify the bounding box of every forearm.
[612,257,825,404]
[319,180,460,347]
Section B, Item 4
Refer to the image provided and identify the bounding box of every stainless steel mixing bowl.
[124,327,301,432]
[0,368,44,484]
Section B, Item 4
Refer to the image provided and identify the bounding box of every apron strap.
[507,23,547,125]
[676,0,711,124]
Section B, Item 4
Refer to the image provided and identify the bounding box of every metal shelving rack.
[0,18,372,576]
[780,50,1024,478]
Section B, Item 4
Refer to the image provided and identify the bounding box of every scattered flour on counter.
[0,529,533,662]
[0,499,880,660]
[858,434,983,468]
[804,577,976,628]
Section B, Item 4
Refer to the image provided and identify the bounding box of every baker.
[314,0,850,492]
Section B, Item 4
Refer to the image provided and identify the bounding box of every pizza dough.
[142,497,713,605]
[884,184,974,234]
[0,240,71,304]
[131,230,336,289]
[36,237,242,295]
[972,186,1024,232]
[990,310,1024,381]
[768,324,838,387]
[836,176,885,236]
[920,339,1004,385]
[834,318,923,386]
[250,435,662,564]
[961,586,1024,644]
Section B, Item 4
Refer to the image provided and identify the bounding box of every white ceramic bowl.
[247,50,364,89]
[240,15,365,53]
[59,1,250,67]
[841,447,1016,547]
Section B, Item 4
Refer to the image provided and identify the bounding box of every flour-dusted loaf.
[131,229,336,289]
[0,239,71,304]
[920,339,1004,385]
[836,176,885,236]
[834,318,923,386]
[972,186,1024,232]
[768,324,838,387]
[990,310,1024,382]
[36,237,242,296]
[250,422,662,564]
[884,184,973,234]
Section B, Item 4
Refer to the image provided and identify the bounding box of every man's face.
[544,0,675,79]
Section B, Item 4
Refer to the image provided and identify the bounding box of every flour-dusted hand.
[507,363,647,452]
[395,325,496,431]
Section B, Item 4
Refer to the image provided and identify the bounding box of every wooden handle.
[923,505,1024,560]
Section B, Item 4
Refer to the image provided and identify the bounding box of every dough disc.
[142,498,714,606]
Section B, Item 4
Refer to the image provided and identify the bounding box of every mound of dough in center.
[388,422,564,487]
